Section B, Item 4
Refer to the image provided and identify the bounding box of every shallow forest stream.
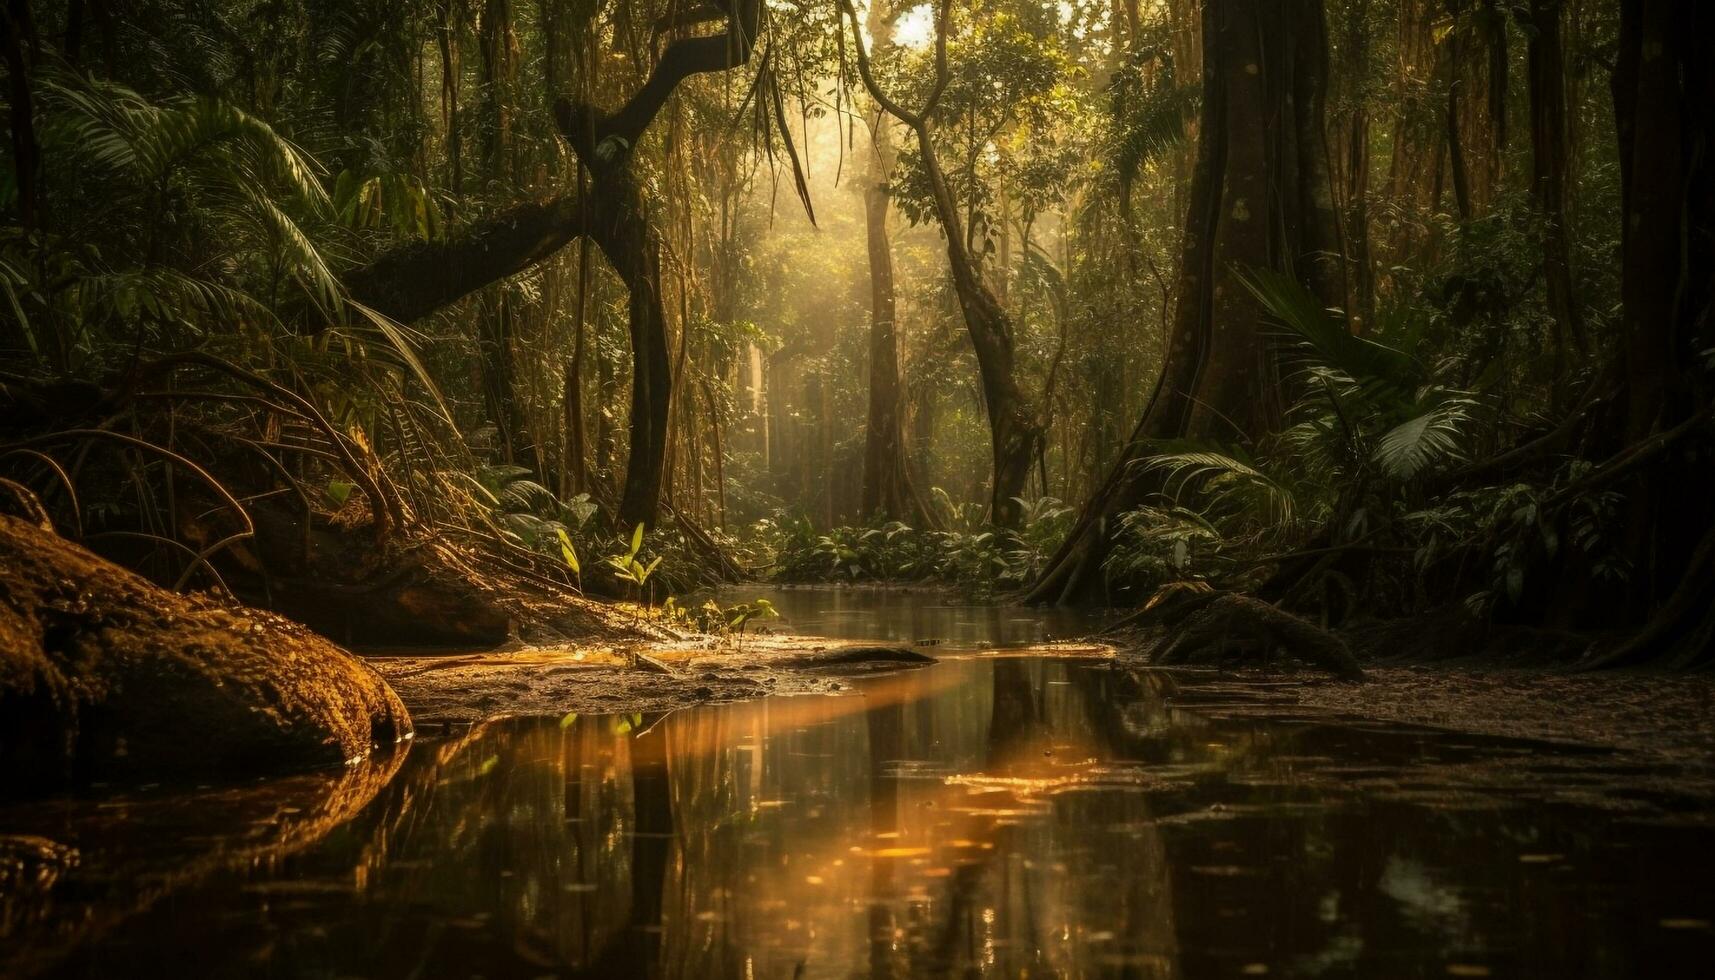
[3,592,1711,978]
[3,0,1715,976]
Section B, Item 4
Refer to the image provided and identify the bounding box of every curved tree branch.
[342,194,587,325]
[838,0,923,127]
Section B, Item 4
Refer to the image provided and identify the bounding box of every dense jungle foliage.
[0,0,1709,664]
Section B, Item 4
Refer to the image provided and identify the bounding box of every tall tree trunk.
[858,175,917,520]
[563,206,591,497]
[1616,0,1714,598]
[3,0,38,236]
[584,171,673,527]
[914,118,1043,529]
[1580,0,1715,665]
[1382,0,1444,267]
[856,0,917,522]
[1028,0,1340,605]
[1292,0,1344,322]
[1340,105,1376,333]
[0,0,41,363]
[1524,0,1586,389]
[1326,0,1376,335]
[478,288,529,464]
[842,0,1044,529]
[1443,22,1474,223]
[596,337,616,493]
[437,0,463,201]
[554,0,762,527]
[859,113,922,523]
[472,0,531,469]
[478,0,516,177]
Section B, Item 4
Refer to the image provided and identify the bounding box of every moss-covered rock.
[0,515,411,792]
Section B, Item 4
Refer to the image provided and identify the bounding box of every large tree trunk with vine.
[1028,0,1339,605]
[840,0,1042,530]
[1580,0,1715,666]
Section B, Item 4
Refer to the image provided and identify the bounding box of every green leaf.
[325,480,353,505]
[629,522,645,561]
[556,528,581,576]
[558,711,579,730]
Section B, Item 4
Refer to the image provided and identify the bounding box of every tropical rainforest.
[3,0,1708,665]
[2,2,1715,977]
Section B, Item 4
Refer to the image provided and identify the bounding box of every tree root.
[0,476,53,530]
[1580,522,1715,670]
[1144,593,1366,680]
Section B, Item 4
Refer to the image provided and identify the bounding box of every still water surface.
[2,592,1712,978]
[721,585,1113,649]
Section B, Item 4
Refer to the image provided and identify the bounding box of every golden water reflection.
[5,657,1714,978]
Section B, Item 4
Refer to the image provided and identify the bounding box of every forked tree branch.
[837,0,952,128]
[563,0,765,159]
[340,1,767,329]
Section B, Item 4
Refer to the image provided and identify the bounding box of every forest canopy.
[0,0,1711,666]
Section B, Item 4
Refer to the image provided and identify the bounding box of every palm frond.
[345,300,456,427]
[1374,395,1479,480]
[1240,267,1421,400]
[1145,447,1297,528]
[1113,83,1199,185]
[40,73,327,208]
[247,188,342,315]
[80,267,281,330]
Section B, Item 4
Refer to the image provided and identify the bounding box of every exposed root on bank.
[0,510,411,791]
[1118,591,1365,680]
[1580,522,1715,670]
[0,354,676,650]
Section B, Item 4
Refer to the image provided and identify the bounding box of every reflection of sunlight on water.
[5,647,1715,978]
